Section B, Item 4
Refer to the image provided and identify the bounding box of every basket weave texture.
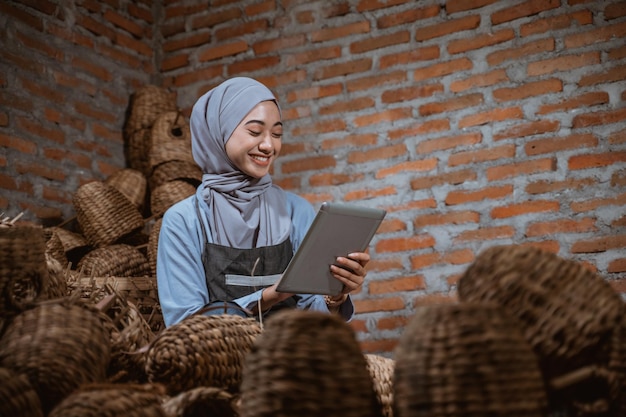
[162,386,239,417]
[393,302,547,417]
[148,160,202,190]
[145,313,262,395]
[457,244,624,379]
[0,367,44,417]
[105,168,147,211]
[0,298,112,414]
[73,181,144,248]
[149,111,194,170]
[365,354,395,417]
[239,309,384,417]
[150,179,196,216]
[148,217,162,277]
[77,244,151,277]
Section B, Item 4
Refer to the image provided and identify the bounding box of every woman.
[156,77,369,327]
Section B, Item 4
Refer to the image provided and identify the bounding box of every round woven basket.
[162,386,239,417]
[150,179,196,216]
[149,111,194,170]
[0,367,44,417]
[239,309,384,417]
[0,298,112,415]
[77,244,151,277]
[73,181,145,248]
[48,383,167,417]
[365,354,395,417]
[0,226,48,319]
[457,245,624,380]
[105,168,147,211]
[393,302,547,417]
[148,217,162,277]
[149,159,202,191]
[145,313,263,395]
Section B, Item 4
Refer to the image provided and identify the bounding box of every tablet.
[275,202,386,296]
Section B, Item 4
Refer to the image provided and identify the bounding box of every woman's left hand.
[330,251,370,294]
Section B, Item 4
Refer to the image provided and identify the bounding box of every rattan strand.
[77,244,151,277]
[145,313,263,395]
[0,367,44,417]
[73,181,145,248]
[239,309,384,417]
[393,302,547,417]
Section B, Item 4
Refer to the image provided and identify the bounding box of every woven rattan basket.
[162,386,239,417]
[148,217,162,277]
[0,226,48,321]
[44,253,68,299]
[0,298,112,414]
[0,367,44,417]
[149,159,202,191]
[457,245,624,380]
[73,181,145,248]
[106,168,147,211]
[48,383,167,417]
[150,179,196,216]
[44,226,89,266]
[149,111,194,170]
[77,244,151,277]
[239,309,384,417]
[365,354,395,417]
[393,302,547,417]
[145,313,263,395]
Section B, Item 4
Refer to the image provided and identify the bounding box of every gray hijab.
[190,77,290,248]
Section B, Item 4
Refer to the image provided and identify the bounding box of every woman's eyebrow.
[245,119,282,127]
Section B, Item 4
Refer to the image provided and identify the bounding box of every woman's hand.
[330,251,370,294]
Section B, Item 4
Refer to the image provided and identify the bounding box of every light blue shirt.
[156,189,354,326]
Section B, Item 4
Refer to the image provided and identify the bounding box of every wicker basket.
[239,309,384,417]
[162,386,239,417]
[48,383,167,417]
[44,226,90,266]
[43,252,69,299]
[393,302,547,417]
[149,111,194,170]
[457,245,624,380]
[0,226,48,320]
[106,168,148,211]
[149,159,202,191]
[0,367,44,417]
[365,354,395,417]
[0,298,112,414]
[150,179,196,216]
[145,313,263,395]
[148,217,162,277]
[73,181,145,248]
[77,244,151,277]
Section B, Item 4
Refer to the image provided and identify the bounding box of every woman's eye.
[272,133,283,139]
[248,130,262,136]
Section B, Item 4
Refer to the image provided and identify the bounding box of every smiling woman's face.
[225,100,283,179]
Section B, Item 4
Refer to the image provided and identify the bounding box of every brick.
[377,218,409,234]
[610,128,626,145]
[281,105,311,121]
[606,2,626,20]
[538,91,609,114]
[0,173,18,191]
[409,252,441,269]
[17,116,65,144]
[417,132,482,154]
[98,42,147,69]
[527,51,601,77]
[20,203,62,223]
[311,21,370,43]
[376,159,438,179]
[71,56,113,82]
[493,78,562,102]
[376,235,436,253]
[347,71,407,93]
[445,184,513,205]
[253,34,306,55]
[415,15,480,41]
[228,55,280,75]
[0,112,7,127]
[612,170,626,187]
[414,211,480,228]
[414,58,473,82]
[388,119,450,141]
[449,144,515,167]
[73,102,117,124]
[273,176,301,190]
[313,58,372,80]
[353,107,412,128]
[161,53,189,71]
[0,49,46,77]
[455,225,515,242]
[564,21,626,49]
[377,5,440,28]
[292,118,346,136]
[166,3,210,19]
[486,157,556,181]
[285,45,342,67]
[609,44,626,60]
[493,119,560,141]
[191,8,241,30]
[43,148,92,169]
[446,0,498,14]
[15,161,66,181]
[458,106,523,128]
[526,177,596,195]
[288,83,343,104]
[491,200,559,219]
[571,235,626,253]
[0,2,44,31]
[244,0,275,16]
[319,96,375,116]
[344,186,396,201]
[376,315,409,332]
[216,18,268,40]
[379,45,440,69]
[366,256,404,273]
[350,31,410,54]
[411,169,477,190]
[450,69,509,93]
[0,132,37,154]
[382,83,443,104]
[92,123,123,144]
[321,133,377,150]
[42,186,72,204]
[419,93,483,116]
[308,172,365,187]
[570,192,626,213]
[487,38,555,66]
[348,143,408,164]
[103,9,146,37]
[369,275,426,295]
[579,64,626,87]
[281,155,336,174]
[16,29,64,60]
[520,10,593,37]
[52,70,98,97]
[163,32,211,53]
[448,29,515,55]
[608,258,626,273]
[359,338,399,354]
[128,2,152,24]
[491,0,560,25]
[526,217,597,237]
[525,133,598,156]
[573,108,626,128]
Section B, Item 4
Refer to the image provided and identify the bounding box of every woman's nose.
[258,133,273,152]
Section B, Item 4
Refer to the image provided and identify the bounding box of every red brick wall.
[1,0,625,353]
